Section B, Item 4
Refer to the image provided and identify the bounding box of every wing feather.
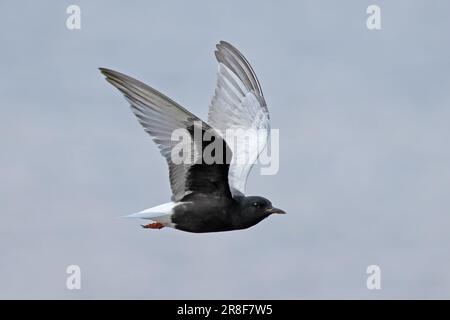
[208,41,270,196]
[100,68,232,201]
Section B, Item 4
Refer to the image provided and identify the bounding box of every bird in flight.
[99,41,285,233]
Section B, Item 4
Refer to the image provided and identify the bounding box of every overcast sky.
[1,0,450,299]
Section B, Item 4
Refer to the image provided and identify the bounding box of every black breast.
[171,196,238,233]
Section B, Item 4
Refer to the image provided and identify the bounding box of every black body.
[172,194,276,233]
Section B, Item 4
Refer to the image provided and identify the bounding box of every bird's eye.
[253,202,260,208]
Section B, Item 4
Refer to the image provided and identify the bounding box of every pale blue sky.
[1,0,450,299]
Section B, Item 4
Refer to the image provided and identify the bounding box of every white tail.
[123,202,176,220]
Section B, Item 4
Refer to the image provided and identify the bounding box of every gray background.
[1,0,449,299]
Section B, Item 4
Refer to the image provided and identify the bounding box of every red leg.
[141,222,165,230]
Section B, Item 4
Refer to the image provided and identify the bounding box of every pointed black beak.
[266,207,286,215]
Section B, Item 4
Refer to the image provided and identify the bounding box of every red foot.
[141,222,165,230]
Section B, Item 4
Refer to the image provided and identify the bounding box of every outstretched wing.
[100,68,233,201]
[208,41,270,197]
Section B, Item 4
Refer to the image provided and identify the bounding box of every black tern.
[99,41,285,233]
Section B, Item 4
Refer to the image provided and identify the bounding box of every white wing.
[208,41,270,197]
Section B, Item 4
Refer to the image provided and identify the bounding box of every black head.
[238,196,286,225]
